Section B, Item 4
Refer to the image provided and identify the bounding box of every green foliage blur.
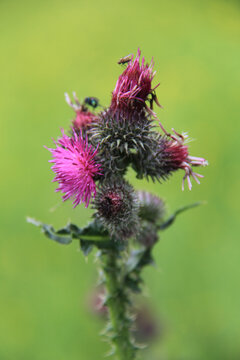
[0,0,239,359]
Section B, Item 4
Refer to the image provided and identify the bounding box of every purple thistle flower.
[46,129,102,208]
[110,49,160,115]
[159,123,208,190]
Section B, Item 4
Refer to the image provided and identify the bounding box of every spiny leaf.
[105,345,116,357]
[158,201,205,230]
[125,276,142,293]
[100,322,113,337]
[27,218,111,249]
[79,239,94,256]
[125,249,146,274]
[78,220,109,239]
[27,217,72,245]
[125,248,154,275]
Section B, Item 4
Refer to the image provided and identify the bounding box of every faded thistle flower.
[94,178,139,240]
[46,129,102,208]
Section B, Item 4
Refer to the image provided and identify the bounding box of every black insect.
[117,54,133,65]
[149,92,162,110]
[84,97,99,109]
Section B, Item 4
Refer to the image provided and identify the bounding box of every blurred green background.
[0,0,239,359]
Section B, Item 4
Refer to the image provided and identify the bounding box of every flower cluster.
[46,49,207,240]
[38,50,209,360]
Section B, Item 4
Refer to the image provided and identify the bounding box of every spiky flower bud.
[132,126,208,190]
[91,111,155,176]
[94,178,139,240]
[137,191,165,223]
[136,222,158,248]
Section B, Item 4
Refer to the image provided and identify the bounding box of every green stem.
[102,250,136,360]
[79,235,110,241]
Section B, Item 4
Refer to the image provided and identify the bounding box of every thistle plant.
[28,49,208,360]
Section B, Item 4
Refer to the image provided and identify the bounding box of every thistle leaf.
[158,201,205,230]
[27,217,72,245]
[79,239,94,256]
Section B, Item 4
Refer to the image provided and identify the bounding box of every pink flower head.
[46,129,102,208]
[159,123,208,190]
[110,49,160,114]
[65,92,97,130]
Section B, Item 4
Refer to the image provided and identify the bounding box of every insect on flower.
[65,92,98,130]
[84,97,99,109]
[111,49,159,114]
[117,54,133,65]
[149,91,162,110]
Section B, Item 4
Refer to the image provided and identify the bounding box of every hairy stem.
[102,250,136,360]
